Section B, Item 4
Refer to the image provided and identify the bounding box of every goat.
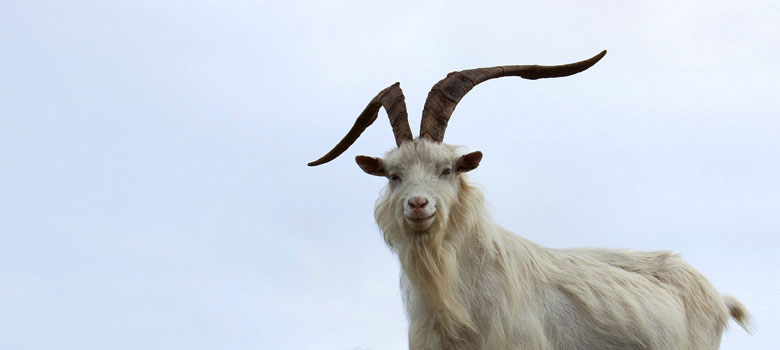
[309,50,751,350]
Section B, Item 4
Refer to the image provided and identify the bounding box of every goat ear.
[355,155,386,176]
[456,151,482,173]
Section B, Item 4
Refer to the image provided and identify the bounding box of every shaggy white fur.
[359,138,750,350]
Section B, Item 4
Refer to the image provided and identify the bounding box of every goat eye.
[390,174,401,182]
[440,168,451,176]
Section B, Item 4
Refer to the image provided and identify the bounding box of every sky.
[1,0,778,349]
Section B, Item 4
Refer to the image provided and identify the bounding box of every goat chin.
[375,177,750,350]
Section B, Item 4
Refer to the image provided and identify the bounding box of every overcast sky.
[1,1,778,349]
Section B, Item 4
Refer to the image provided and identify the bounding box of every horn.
[308,82,413,166]
[419,50,607,142]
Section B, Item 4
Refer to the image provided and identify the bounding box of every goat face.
[356,139,482,236]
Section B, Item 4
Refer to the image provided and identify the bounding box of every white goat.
[309,50,750,350]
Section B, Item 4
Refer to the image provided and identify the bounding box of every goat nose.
[408,197,428,209]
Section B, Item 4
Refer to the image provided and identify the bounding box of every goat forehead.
[385,139,458,169]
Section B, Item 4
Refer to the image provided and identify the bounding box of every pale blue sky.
[1,1,778,349]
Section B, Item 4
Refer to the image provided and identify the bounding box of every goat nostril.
[408,197,428,209]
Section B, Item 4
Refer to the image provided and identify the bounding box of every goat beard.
[401,225,477,338]
[376,191,477,338]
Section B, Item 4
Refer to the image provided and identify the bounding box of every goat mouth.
[407,214,433,221]
[405,213,435,224]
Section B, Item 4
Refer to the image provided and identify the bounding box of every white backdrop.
[1,1,777,349]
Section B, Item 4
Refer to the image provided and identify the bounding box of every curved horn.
[308,82,413,166]
[419,50,607,142]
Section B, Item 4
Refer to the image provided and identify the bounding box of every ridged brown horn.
[419,50,607,142]
[308,82,413,166]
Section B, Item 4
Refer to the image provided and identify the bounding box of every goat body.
[309,51,749,349]
[372,140,749,350]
